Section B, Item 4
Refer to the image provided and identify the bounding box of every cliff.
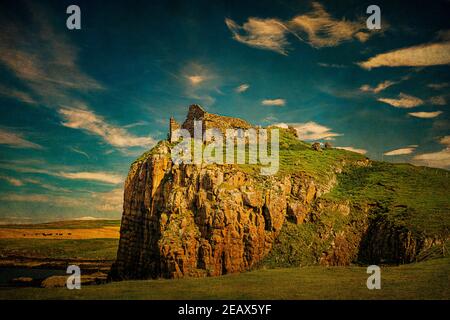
[110,106,450,280]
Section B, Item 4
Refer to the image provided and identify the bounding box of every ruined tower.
[169,116,180,143]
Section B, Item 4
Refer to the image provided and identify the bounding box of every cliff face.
[110,106,449,280]
[110,141,327,279]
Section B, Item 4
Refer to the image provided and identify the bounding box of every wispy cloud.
[225,2,377,55]
[0,186,123,213]
[225,17,290,55]
[262,99,286,106]
[187,75,206,85]
[180,62,219,105]
[0,4,102,107]
[275,121,341,141]
[412,136,450,169]
[91,188,123,212]
[335,146,367,155]
[378,93,424,108]
[0,193,82,207]
[0,85,36,104]
[384,145,417,156]
[57,172,123,184]
[360,80,395,94]
[289,2,373,48]
[0,161,122,185]
[0,128,43,149]
[0,175,24,187]
[408,111,443,119]
[59,107,155,148]
[236,84,250,93]
[358,35,450,69]
[70,147,90,159]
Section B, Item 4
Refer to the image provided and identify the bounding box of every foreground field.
[1,257,448,300]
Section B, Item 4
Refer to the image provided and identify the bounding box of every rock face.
[177,104,252,137]
[110,105,447,280]
[110,140,325,279]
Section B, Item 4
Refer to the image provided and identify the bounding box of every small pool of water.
[0,267,68,287]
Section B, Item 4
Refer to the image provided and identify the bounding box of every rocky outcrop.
[180,104,252,136]
[110,106,447,280]
[110,140,327,279]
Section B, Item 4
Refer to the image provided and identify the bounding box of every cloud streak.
[335,146,367,154]
[225,2,377,55]
[236,84,250,93]
[59,107,155,148]
[275,121,342,141]
[412,136,450,169]
[262,98,286,106]
[0,128,43,149]
[378,93,424,108]
[408,111,443,119]
[57,172,123,184]
[358,40,450,69]
[225,17,290,55]
[384,146,417,156]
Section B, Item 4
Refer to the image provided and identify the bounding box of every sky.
[0,0,449,223]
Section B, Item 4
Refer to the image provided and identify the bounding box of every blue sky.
[0,0,449,223]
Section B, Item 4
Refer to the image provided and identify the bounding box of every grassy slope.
[262,130,450,266]
[1,257,448,300]
[324,161,450,237]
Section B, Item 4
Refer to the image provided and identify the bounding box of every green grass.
[0,219,121,230]
[325,162,450,237]
[0,239,118,260]
[1,257,448,300]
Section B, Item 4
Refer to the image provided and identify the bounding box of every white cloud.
[412,136,450,169]
[0,128,43,149]
[358,40,450,69]
[57,172,123,184]
[236,84,250,93]
[360,80,395,94]
[0,161,123,185]
[187,75,206,85]
[289,2,372,48]
[59,107,155,148]
[408,111,443,119]
[335,146,367,155]
[378,93,424,108]
[262,99,286,106]
[225,17,289,55]
[384,146,417,156]
[180,62,218,105]
[275,121,341,141]
[225,2,377,55]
